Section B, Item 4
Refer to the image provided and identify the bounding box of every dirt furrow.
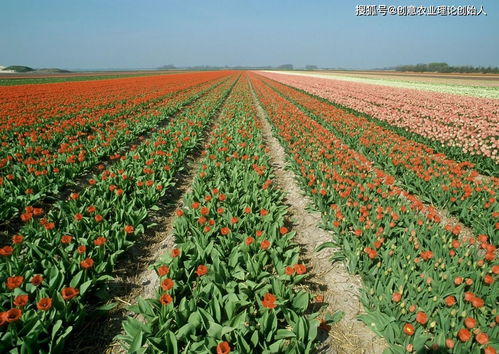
[250,83,387,354]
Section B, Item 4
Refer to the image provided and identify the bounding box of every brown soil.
[250,83,387,354]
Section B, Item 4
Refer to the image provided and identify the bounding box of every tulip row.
[0,72,217,134]
[259,71,499,173]
[250,73,498,354]
[119,75,325,353]
[0,73,221,169]
[256,75,498,239]
[0,72,230,224]
[0,75,238,352]
[0,72,225,156]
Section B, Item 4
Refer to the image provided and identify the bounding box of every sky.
[1,0,498,70]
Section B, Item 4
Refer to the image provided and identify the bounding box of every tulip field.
[261,71,499,173]
[0,71,497,353]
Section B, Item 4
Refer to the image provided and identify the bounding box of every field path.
[250,83,387,354]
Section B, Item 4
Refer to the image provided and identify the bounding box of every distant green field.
[0,72,180,86]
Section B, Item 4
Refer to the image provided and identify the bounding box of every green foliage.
[395,62,499,74]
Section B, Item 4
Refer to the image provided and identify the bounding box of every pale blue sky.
[1,0,498,69]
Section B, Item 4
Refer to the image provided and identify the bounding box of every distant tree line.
[157,64,176,70]
[395,62,499,74]
[158,64,285,70]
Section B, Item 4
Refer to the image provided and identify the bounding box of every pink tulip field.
[260,71,499,171]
